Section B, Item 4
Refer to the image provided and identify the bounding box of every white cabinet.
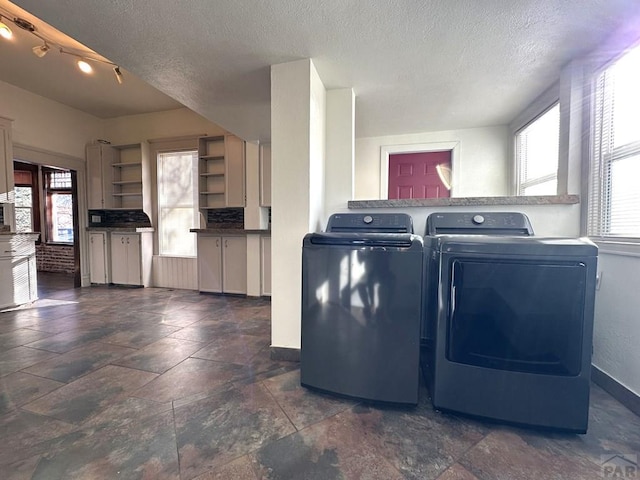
[0,233,38,309]
[261,235,271,296]
[259,144,271,207]
[85,142,151,216]
[198,135,246,219]
[197,234,247,294]
[110,233,141,286]
[86,144,116,209]
[89,232,109,284]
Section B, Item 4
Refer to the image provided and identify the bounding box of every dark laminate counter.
[348,194,579,209]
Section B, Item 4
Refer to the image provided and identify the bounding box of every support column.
[270,59,326,352]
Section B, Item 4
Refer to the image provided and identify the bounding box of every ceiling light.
[0,21,12,39]
[113,66,123,84]
[32,43,50,57]
[77,60,93,74]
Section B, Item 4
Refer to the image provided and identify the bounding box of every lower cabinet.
[110,233,142,286]
[89,232,108,284]
[0,233,39,309]
[197,235,247,294]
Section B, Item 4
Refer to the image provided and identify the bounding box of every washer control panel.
[326,213,414,233]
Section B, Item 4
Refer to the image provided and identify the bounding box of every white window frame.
[157,149,199,257]
[514,102,560,196]
[588,44,640,244]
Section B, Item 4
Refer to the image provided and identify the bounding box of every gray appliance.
[301,213,423,404]
[422,212,598,432]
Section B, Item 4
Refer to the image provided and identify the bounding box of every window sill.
[348,194,579,209]
[591,238,640,258]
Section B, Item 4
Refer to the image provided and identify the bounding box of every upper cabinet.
[260,143,271,207]
[86,142,152,217]
[198,135,245,213]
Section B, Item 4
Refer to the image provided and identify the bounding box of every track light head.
[32,43,50,57]
[77,59,92,74]
[0,21,12,39]
[113,66,123,84]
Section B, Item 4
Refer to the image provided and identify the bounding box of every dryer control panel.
[425,212,534,236]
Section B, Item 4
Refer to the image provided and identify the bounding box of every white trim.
[379,141,459,199]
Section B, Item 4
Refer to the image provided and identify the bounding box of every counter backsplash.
[206,208,244,229]
[88,209,152,227]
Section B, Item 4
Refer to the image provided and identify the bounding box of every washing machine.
[422,212,598,432]
[301,213,423,404]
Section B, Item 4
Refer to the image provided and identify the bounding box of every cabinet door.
[222,236,247,294]
[261,236,271,296]
[197,235,222,293]
[225,135,245,207]
[89,232,107,284]
[110,234,128,284]
[260,144,271,207]
[125,234,142,286]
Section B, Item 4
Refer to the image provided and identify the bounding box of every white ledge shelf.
[348,195,580,209]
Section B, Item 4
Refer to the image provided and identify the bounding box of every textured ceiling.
[8,0,640,141]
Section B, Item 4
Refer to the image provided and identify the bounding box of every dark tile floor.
[1,272,639,479]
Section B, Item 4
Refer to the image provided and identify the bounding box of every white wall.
[0,80,102,158]
[355,126,509,200]
[592,252,640,396]
[102,108,225,145]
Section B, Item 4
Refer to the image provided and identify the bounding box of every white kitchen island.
[0,232,39,310]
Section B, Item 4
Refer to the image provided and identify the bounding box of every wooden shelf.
[200,172,224,177]
[112,162,142,167]
[113,193,142,197]
[200,155,225,161]
[113,180,143,185]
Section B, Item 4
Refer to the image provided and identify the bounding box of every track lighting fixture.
[0,20,11,39]
[0,12,123,84]
[32,42,49,57]
[113,66,123,84]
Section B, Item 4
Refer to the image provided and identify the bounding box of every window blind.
[588,44,640,239]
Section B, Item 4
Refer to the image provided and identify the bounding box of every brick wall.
[36,244,75,273]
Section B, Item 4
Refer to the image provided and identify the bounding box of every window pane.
[157,151,198,256]
[517,104,559,195]
[522,179,557,196]
[51,193,74,242]
[610,47,640,148]
[609,154,640,236]
[15,186,33,233]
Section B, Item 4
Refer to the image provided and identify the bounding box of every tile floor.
[0,273,639,479]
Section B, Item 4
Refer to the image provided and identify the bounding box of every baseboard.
[270,346,300,362]
[591,365,640,417]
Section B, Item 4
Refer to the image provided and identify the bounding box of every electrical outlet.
[91,215,101,223]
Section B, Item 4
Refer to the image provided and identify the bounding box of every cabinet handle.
[4,250,16,253]
[121,237,125,244]
[225,239,228,248]
[127,237,130,244]
[90,237,94,244]
[216,239,219,247]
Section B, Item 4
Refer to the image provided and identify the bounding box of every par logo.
[601,454,638,478]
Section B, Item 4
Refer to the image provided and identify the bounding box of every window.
[43,168,74,243]
[589,44,640,238]
[14,162,41,238]
[515,103,560,196]
[157,150,198,256]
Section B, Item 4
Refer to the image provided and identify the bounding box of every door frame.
[379,141,459,199]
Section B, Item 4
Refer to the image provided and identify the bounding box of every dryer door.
[446,258,587,376]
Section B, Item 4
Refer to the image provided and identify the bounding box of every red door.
[388,151,451,199]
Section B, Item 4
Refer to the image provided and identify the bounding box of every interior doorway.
[388,151,452,199]
[14,161,81,288]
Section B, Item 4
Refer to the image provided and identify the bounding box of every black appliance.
[301,213,423,404]
[422,212,597,432]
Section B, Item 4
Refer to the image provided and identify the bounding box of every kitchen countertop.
[86,226,155,233]
[190,228,270,235]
